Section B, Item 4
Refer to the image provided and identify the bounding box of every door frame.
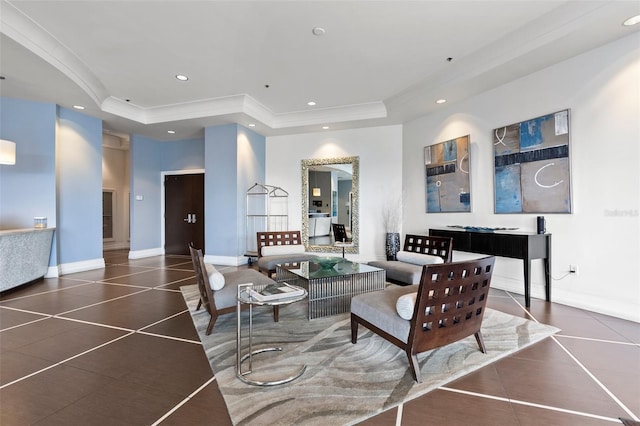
[160,169,205,254]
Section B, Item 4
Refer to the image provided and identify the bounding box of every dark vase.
[385,232,400,261]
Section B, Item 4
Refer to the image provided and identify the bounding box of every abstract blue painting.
[493,110,571,213]
[425,135,471,213]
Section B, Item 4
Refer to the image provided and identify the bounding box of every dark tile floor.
[1,250,638,425]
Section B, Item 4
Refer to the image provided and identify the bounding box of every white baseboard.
[128,247,164,259]
[45,266,59,278]
[59,258,106,275]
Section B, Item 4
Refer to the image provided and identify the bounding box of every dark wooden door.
[164,173,204,255]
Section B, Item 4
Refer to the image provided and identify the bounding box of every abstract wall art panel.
[493,109,571,213]
[425,135,471,213]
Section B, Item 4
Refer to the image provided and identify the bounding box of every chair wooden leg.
[196,298,202,310]
[474,330,486,353]
[407,352,422,383]
[350,315,359,343]
[205,313,218,335]
[273,306,279,322]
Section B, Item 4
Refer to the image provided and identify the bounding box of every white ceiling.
[1,1,638,141]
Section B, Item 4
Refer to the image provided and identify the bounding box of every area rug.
[181,285,559,425]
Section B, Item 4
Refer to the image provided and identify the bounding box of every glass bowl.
[315,256,344,269]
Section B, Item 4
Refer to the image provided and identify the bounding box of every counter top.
[0,227,56,236]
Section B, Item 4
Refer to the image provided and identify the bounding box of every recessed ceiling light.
[436,99,447,104]
[248,123,256,127]
[322,126,329,130]
[167,130,176,134]
[623,14,640,26]
[307,101,316,106]
[175,74,188,81]
[73,105,85,110]
[312,27,326,36]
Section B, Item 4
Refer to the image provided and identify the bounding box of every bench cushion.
[396,251,444,266]
[257,253,318,272]
[260,244,305,257]
[351,285,417,342]
[368,260,424,285]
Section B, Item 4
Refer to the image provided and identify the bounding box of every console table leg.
[544,258,551,302]
[524,260,532,308]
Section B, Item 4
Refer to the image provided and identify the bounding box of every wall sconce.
[312,187,321,197]
[0,139,16,165]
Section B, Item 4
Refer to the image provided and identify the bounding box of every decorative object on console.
[425,134,470,213]
[493,109,571,213]
[537,216,546,234]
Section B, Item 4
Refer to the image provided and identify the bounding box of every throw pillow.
[204,263,225,291]
[396,250,444,266]
[396,292,417,320]
[261,244,305,257]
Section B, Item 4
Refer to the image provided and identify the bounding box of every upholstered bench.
[256,231,318,277]
[368,234,453,285]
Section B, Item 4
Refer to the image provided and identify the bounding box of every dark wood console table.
[429,228,551,308]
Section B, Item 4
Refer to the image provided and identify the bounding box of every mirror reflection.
[302,157,359,254]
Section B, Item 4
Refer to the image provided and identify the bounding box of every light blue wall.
[205,124,239,256]
[204,124,265,258]
[0,97,58,265]
[130,135,204,252]
[56,107,103,264]
[161,138,205,171]
[130,135,163,251]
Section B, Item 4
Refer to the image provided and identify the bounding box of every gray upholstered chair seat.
[257,253,318,274]
[350,284,417,341]
[367,260,423,285]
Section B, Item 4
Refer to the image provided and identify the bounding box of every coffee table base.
[276,265,385,319]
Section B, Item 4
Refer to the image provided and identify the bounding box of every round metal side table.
[236,283,308,386]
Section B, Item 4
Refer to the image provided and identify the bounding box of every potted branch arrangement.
[382,197,401,261]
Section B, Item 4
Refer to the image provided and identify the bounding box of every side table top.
[237,283,307,306]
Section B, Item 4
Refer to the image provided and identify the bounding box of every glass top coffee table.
[276,259,385,319]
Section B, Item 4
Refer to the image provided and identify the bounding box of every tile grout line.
[439,386,623,423]
[505,291,639,420]
[150,377,218,425]
[549,335,639,421]
[555,334,639,347]
[0,331,134,390]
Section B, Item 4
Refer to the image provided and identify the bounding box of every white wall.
[403,33,639,322]
[266,125,403,262]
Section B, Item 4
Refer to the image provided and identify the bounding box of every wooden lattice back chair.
[189,245,220,335]
[256,231,303,256]
[403,234,453,263]
[189,244,279,334]
[256,231,318,277]
[350,256,495,382]
[331,223,350,242]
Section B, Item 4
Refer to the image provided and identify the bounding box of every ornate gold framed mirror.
[301,156,359,254]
